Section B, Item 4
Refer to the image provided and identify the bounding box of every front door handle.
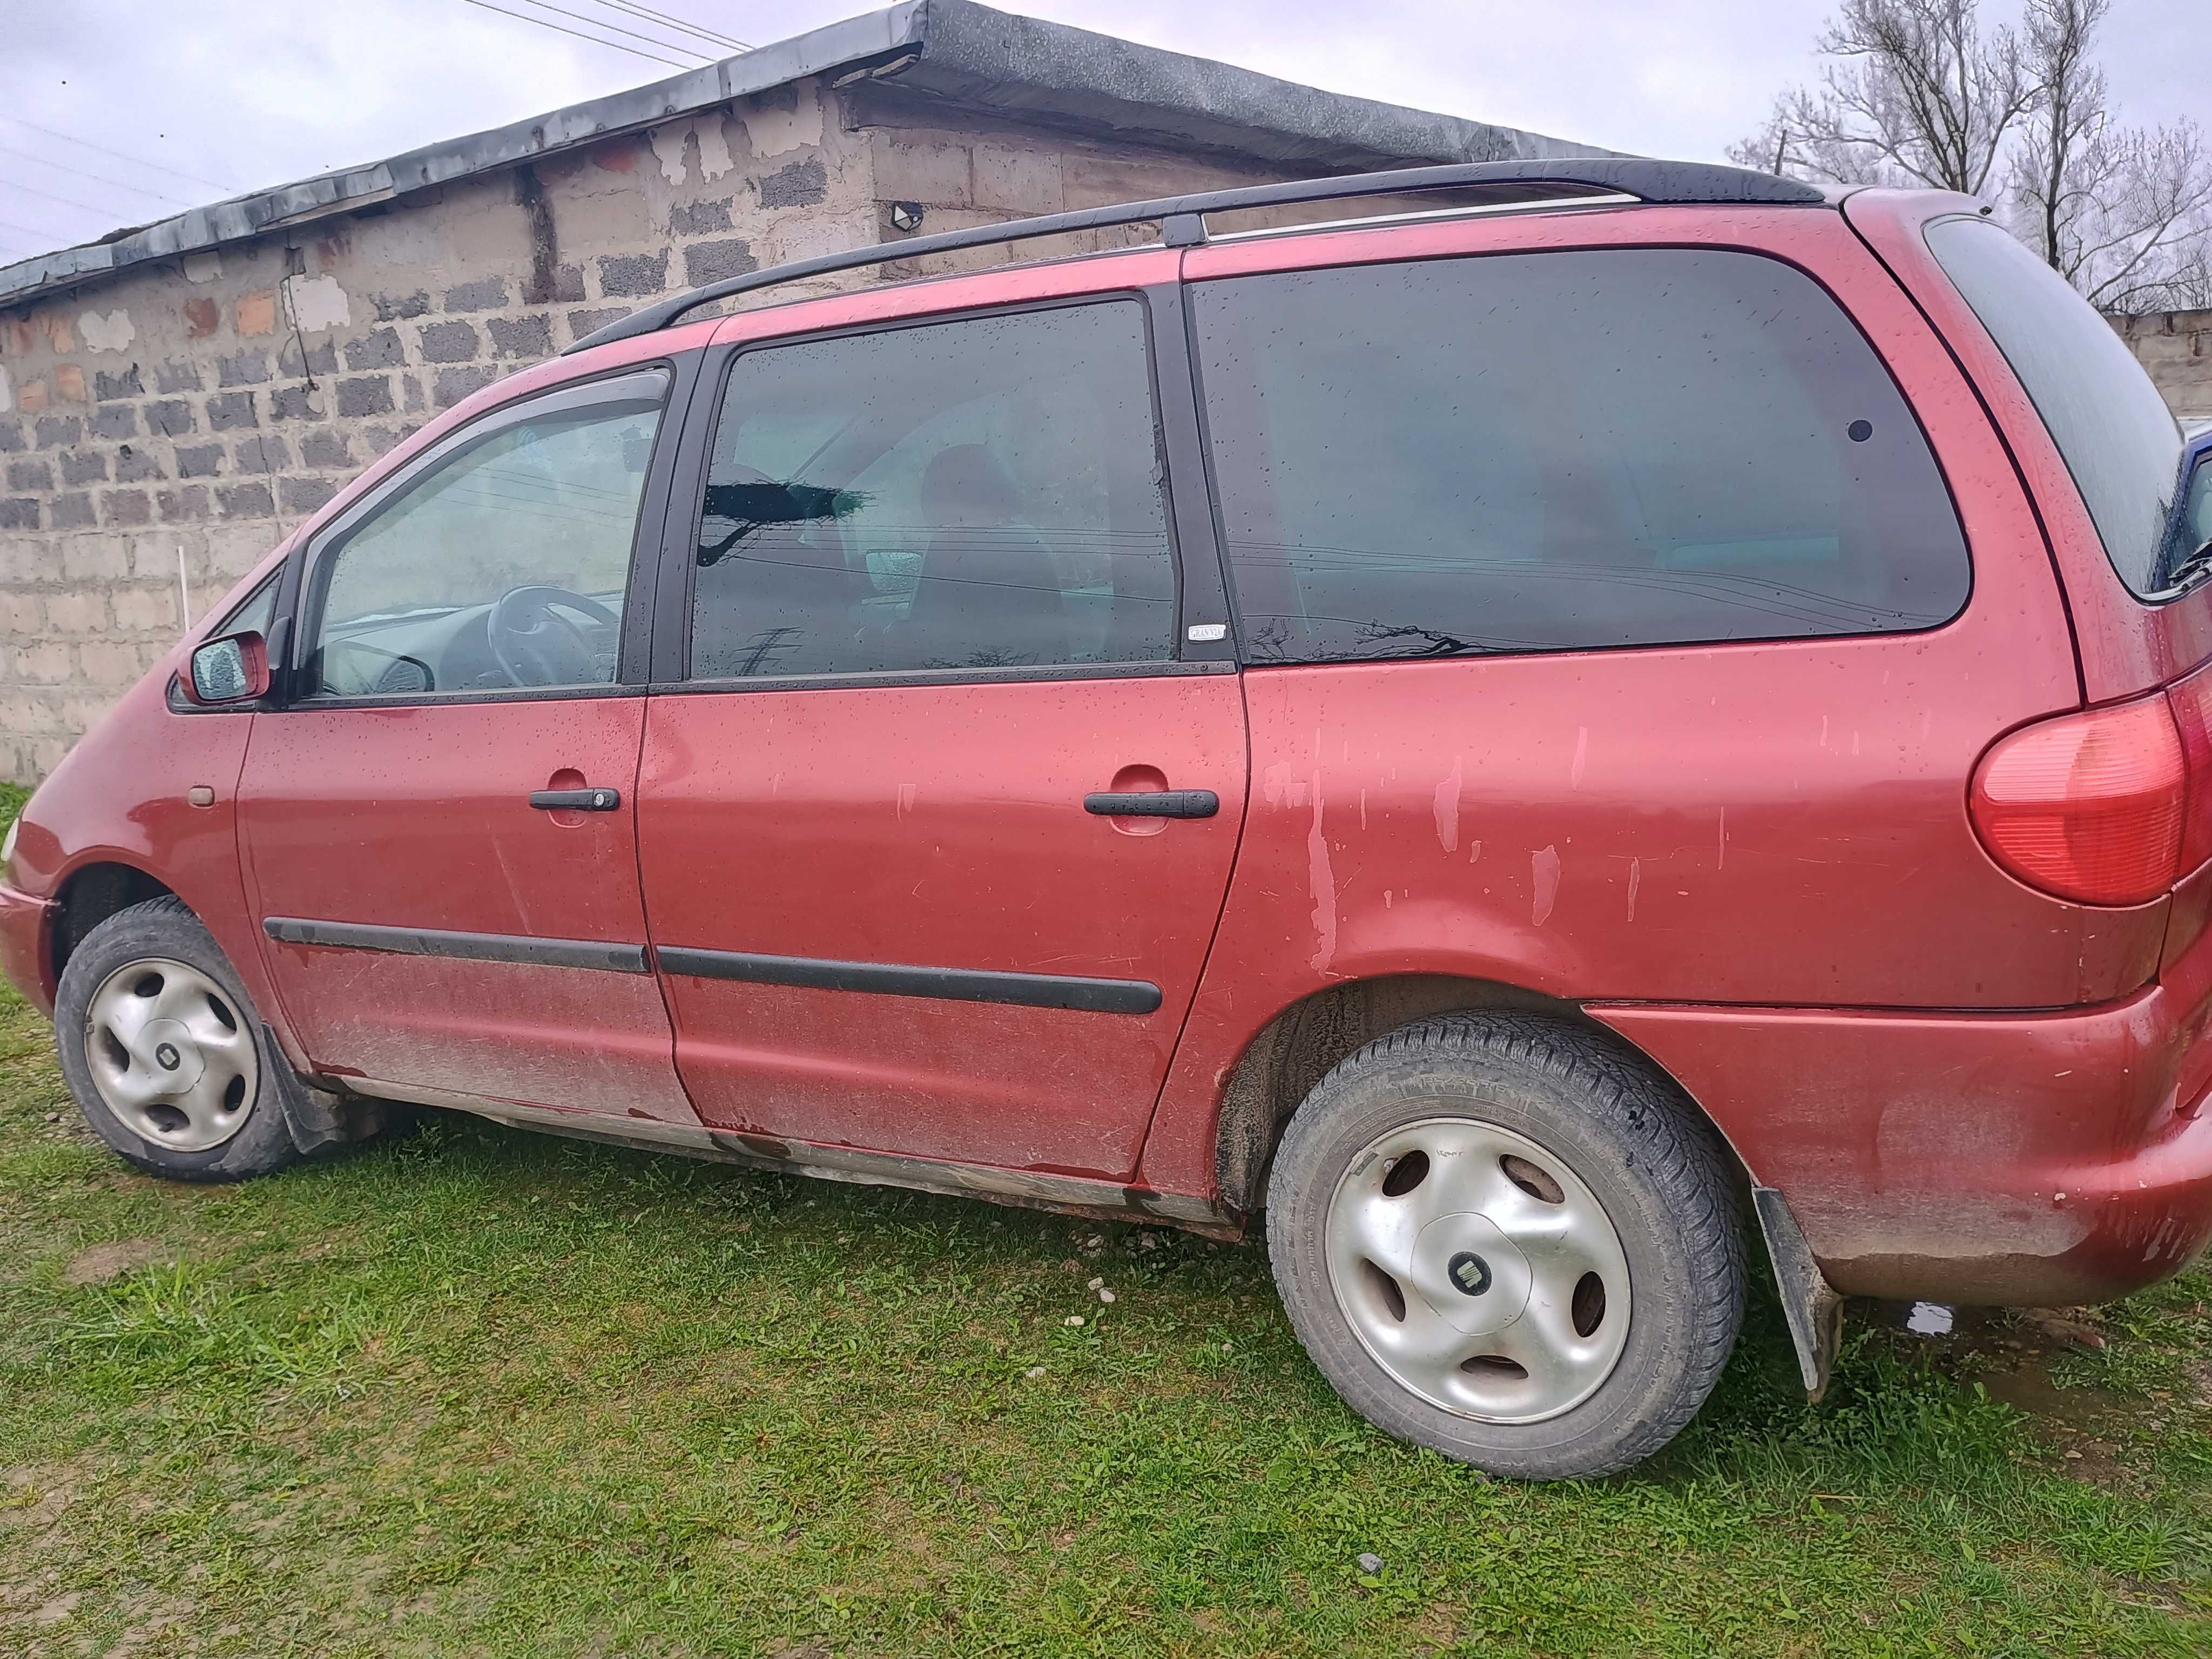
[529,787,622,812]
[1084,790,1218,819]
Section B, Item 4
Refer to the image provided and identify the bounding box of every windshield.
[1925,217,2184,596]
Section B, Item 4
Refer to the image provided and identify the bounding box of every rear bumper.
[1597,968,2212,1306]
[0,883,55,1017]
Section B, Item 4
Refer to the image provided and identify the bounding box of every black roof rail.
[568,158,1827,354]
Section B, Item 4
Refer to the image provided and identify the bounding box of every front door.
[239,366,697,1123]
[637,296,1247,1178]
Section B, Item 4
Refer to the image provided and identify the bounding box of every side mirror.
[181,631,271,705]
[2180,435,2212,561]
[2155,433,2212,587]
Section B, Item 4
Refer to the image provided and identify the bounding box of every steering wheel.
[487,585,619,688]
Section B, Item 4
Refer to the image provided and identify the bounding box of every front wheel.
[1266,1013,1745,1480]
[55,896,309,1182]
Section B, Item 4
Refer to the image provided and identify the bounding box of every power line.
[589,0,749,52]
[3,177,153,225]
[584,0,750,53]
[0,214,76,248]
[511,0,714,61]
[0,144,194,210]
[0,114,235,193]
[456,0,697,68]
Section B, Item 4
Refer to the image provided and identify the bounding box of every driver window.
[304,368,669,697]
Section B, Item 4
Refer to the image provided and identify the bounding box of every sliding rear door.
[637,294,1246,1178]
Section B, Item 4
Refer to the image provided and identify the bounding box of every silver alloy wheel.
[1325,1116,1632,1424]
[82,956,258,1153]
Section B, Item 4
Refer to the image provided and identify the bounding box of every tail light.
[1969,694,2186,906]
[2164,665,2212,872]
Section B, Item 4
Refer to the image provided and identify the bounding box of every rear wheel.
[55,896,306,1182]
[1266,1013,1745,1479]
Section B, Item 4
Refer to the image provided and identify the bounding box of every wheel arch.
[1207,973,1756,1221]
[51,859,178,988]
[1200,972,1845,1398]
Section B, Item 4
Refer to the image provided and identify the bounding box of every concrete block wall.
[2112,309,2212,427]
[0,77,878,783]
[847,81,1283,279]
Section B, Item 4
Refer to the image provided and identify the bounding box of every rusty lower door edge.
[346,1075,1243,1238]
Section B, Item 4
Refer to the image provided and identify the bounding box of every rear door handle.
[1084,790,1219,819]
[529,787,622,812]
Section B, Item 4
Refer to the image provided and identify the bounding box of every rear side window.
[1926,217,2185,596]
[1191,248,1969,664]
[689,300,1176,679]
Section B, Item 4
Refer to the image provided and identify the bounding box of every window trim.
[648,657,1236,697]
[1184,242,1977,667]
[272,358,693,711]
[653,288,1225,692]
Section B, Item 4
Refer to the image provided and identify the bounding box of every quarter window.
[689,301,1176,679]
[212,573,279,641]
[303,369,669,697]
[1192,249,1970,664]
[1926,216,2185,596]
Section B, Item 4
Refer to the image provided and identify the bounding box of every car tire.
[55,895,308,1183]
[1265,1012,1745,1480]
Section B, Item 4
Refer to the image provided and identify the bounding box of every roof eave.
[0,2,932,308]
[0,0,1611,311]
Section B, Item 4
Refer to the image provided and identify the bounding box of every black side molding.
[656,946,1163,1015]
[1084,790,1218,819]
[264,917,649,974]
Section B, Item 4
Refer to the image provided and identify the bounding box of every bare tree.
[2012,0,2104,260]
[1736,0,2212,314]
[2008,0,2212,312]
[1729,0,2034,194]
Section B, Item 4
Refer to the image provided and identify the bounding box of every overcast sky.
[0,0,2204,267]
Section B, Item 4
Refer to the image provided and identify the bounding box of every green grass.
[0,979,2208,1653]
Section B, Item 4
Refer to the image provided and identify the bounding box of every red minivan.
[6,160,2212,1479]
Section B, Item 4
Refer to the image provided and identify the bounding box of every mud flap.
[1752,1185,1844,1401]
[267,1026,386,1155]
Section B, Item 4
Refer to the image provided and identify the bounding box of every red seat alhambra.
[6,159,2211,1479]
